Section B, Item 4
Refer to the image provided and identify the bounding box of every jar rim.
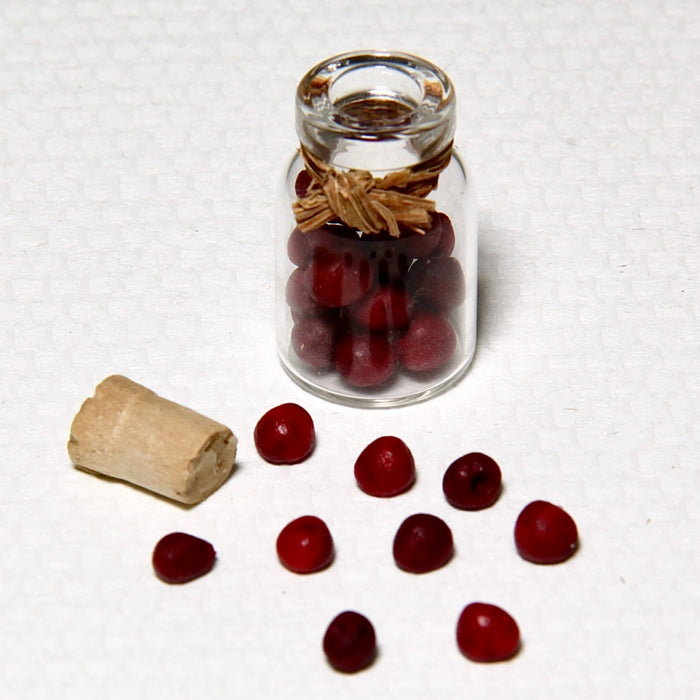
[296,50,456,143]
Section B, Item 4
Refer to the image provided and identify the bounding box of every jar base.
[277,343,475,409]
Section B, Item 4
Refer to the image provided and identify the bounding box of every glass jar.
[275,50,477,407]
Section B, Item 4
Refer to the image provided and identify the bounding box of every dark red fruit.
[291,315,337,370]
[254,403,316,464]
[152,532,216,584]
[354,435,416,497]
[398,224,441,259]
[406,255,466,312]
[348,284,412,333]
[363,235,411,283]
[276,515,334,574]
[305,246,373,308]
[294,169,312,198]
[456,602,520,662]
[333,332,396,387]
[431,211,456,256]
[286,267,326,317]
[514,500,579,564]
[286,227,340,269]
[442,452,502,510]
[392,513,454,573]
[323,611,376,673]
[395,313,457,372]
[287,227,309,267]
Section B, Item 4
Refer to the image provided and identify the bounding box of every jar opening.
[296,51,455,168]
[328,63,423,129]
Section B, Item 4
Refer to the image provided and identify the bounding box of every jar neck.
[295,51,456,173]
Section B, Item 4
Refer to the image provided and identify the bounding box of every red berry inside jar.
[354,435,416,497]
[294,169,312,198]
[430,211,456,257]
[254,403,316,464]
[281,208,470,397]
[392,513,454,573]
[333,332,396,387]
[456,602,520,663]
[514,500,579,564]
[442,452,502,510]
[406,255,466,313]
[323,610,377,673]
[286,267,326,318]
[152,532,216,584]
[276,515,334,574]
[290,315,337,370]
[304,245,374,308]
[348,283,413,334]
[395,313,457,373]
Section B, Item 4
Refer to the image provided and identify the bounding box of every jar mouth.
[296,50,455,166]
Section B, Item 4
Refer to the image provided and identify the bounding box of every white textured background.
[1,0,698,698]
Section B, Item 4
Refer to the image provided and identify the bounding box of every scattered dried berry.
[442,452,502,510]
[354,435,416,497]
[392,513,454,573]
[456,602,520,662]
[276,515,334,574]
[395,313,457,372]
[254,403,316,464]
[152,532,216,584]
[323,610,377,673]
[514,500,578,564]
[333,332,396,387]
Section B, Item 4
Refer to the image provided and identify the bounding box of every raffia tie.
[292,141,453,238]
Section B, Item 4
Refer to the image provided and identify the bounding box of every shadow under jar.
[276,50,477,408]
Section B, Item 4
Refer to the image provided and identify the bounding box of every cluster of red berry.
[285,202,466,388]
[152,402,579,674]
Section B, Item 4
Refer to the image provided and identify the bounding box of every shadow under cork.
[71,459,240,511]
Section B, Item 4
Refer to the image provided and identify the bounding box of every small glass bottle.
[276,50,477,407]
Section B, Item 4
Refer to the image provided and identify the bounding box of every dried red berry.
[287,227,310,267]
[333,332,396,387]
[456,602,520,662]
[514,500,579,564]
[442,452,502,510]
[291,315,337,370]
[354,435,416,497]
[305,246,374,308]
[254,403,316,464]
[286,267,326,317]
[288,225,356,268]
[431,211,456,257]
[295,169,312,198]
[406,255,466,312]
[398,223,441,259]
[395,313,457,372]
[276,515,334,574]
[348,283,413,333]
[152,532,216,584]
[392,513,454,573]
[323,611,376,673]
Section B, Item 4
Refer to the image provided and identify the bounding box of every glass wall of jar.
[275,50,477,407]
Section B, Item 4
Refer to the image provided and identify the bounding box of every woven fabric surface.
[1,0,698,697]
